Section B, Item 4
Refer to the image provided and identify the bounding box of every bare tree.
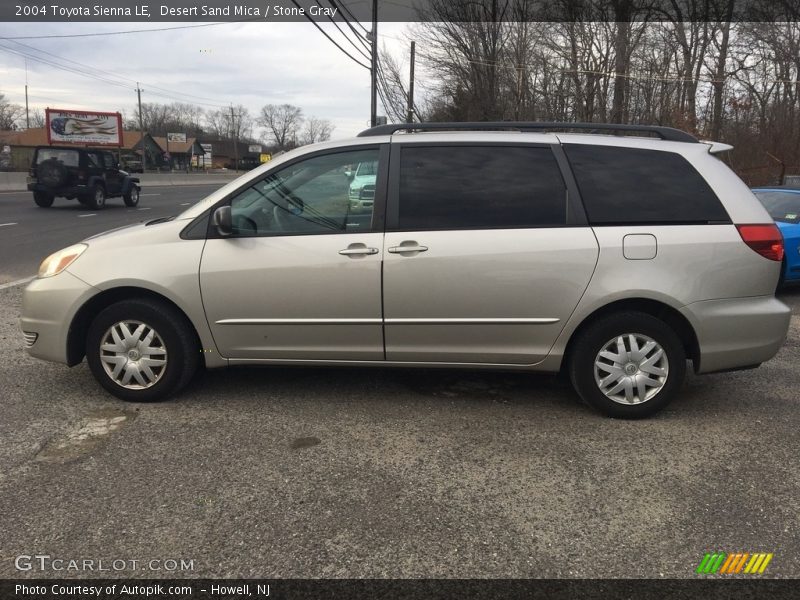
[230,104,254,141]
[415,0,511,121]
[257,104,304,150]
[30,108,46,128]
[205,109,232,138]
[0,93,23,130]
[300,117,334,145]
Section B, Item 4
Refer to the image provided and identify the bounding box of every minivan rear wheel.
[569,312,686,418]
[86,299,199,402]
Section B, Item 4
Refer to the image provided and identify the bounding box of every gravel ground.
[0,283,798,579]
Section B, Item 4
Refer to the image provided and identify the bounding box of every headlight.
[38,244,88,278]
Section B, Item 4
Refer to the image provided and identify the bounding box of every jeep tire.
[33,191,55,208]
[123,185,140,207]
[87,184,106,210]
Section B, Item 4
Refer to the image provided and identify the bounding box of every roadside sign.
[168,133,187,143]
[46,108,122,146]
[249,144,262,153]
[260,153,271,163]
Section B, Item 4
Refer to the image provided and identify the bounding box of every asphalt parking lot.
[0,273,798,579]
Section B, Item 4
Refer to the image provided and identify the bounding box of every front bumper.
[20,271,97,365]
[681,295,792,373]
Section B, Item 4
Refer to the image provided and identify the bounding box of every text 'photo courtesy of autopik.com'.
[0,0,799,599]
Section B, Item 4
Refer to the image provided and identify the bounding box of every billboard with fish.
[46,108,123,146]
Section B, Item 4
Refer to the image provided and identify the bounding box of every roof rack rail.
[357,121,699,143]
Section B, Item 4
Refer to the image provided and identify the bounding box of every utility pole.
[370,0,377,127]
[406,41,416,124]
[230,104,239,173]
[24,59,29,128]
[136,83,146,171]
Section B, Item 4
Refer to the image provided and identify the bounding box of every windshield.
[753,190,800,224]
[36,149,79,167]
[355,160,377,177]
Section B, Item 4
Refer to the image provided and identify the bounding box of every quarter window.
[228,148,379,236]
[564,145,729,224]
[397,146,567,230]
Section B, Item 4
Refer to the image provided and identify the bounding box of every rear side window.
[753,190,800,224]
[564,145,729,225]
[397,146,567,230]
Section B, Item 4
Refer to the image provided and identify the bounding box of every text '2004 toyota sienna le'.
[21,122,791,418]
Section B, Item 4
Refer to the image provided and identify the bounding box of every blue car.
[752,187,800,285]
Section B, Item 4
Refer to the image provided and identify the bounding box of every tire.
[86,298,200,403]
[87,184,106,210]
[569,311,686,419]
[33,191,54,207]
[123,185,140,207]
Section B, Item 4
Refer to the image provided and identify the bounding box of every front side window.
[229,148,379,236]
[396,146,567,230]
[87,152,102,168]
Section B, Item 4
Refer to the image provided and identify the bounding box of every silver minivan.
[21,123,791,418]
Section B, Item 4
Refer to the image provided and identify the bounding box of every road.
[0,179,798,579]
[0,185,222,284]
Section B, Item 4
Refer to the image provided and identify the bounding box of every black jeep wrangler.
[28,146,141,209]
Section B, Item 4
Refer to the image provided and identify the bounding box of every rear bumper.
[681,295,791,374]
[27,183,88,196]
[20,271,96,365]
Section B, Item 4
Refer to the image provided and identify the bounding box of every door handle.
[388,242,428,254]
[339,245,379,256]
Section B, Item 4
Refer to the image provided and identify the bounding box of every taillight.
[736,224,785,261]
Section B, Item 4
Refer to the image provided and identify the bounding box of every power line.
[0,41,231,108]
[329,0,369,36]
[6,39,231,106]
[329,0,372,55]
[315,0,371,61]
[289,0,370,70]
[0,43,134,91]
[0,23,230,40]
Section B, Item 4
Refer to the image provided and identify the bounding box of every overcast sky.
[0,21,414,139]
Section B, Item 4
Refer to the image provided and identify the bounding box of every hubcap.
[99,320,167,390]
[593,333,669,405]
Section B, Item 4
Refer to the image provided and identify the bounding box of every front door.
[383,143,599,364]
[101,152,123,195]
[199,146,387,361]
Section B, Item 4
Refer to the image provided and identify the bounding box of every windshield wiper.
[145,216,175,226]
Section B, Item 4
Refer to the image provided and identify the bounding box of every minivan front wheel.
[86,299,199,402]
[569,312,686,418]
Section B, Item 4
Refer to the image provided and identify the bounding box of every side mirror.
[212,206,233,237]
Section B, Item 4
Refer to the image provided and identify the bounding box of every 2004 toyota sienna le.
[20,122,792,418]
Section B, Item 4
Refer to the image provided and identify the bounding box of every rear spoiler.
[701,141,734,154]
